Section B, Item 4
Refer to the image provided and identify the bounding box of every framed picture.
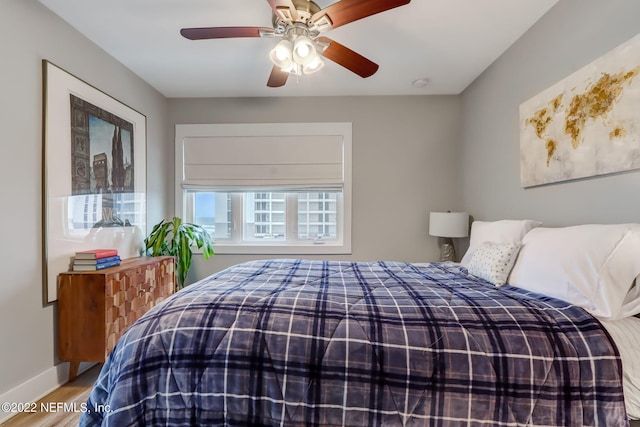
[42,60,147,303]
[519,33,640,187]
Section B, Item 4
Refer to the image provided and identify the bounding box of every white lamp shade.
[269,39,293,69]
[293,35,317,66]
[303,56,324,74]
[429,212,469,238]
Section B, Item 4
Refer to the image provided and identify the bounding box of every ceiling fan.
[180,0,411,87]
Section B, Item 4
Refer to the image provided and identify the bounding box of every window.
[297,192,338,240]
[185,190,341,246]
[176,123,351,254]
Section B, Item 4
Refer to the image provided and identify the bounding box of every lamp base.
[439,238,456,262]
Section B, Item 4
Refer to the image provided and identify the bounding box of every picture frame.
[519,33,640,187]
[42,60,147,303]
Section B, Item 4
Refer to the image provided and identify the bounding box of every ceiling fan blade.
[317,37,378,78]
[266,0,298,22]
[180,27,273,40]
[311,0,410,31]
[267,66,289,87]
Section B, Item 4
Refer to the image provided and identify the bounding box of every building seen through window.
[190,191,339,244]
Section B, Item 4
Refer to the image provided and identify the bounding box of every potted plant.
[144,217,214,291]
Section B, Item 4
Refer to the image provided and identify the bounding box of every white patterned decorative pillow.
[460,220,541,267]
[467,241,522,286]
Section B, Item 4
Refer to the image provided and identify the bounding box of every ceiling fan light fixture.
[270,32,324,75]
[302,56,324,74]
[269,39,293,69]
[293,35,316,66]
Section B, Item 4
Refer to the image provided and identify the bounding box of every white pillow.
[460,219,541,267]
[467,241,521,286]
[508,224,640,320]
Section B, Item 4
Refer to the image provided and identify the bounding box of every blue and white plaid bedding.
[81,259,628,426]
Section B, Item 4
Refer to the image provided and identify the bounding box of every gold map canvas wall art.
[519,33,640,187]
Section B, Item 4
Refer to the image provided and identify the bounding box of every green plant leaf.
[144,220,173,257]
[144,216,215,291]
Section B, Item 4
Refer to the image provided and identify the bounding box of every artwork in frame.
[42,60,146,303]
[519,32,640,188]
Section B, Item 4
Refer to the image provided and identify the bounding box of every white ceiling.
[38,0,558,98]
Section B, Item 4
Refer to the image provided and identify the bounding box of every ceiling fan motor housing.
[272,0,324,34]
[297,0,320,21]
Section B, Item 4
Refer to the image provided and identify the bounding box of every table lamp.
[429,211,469,262]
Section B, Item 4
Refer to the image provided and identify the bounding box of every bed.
[80,222,640,426]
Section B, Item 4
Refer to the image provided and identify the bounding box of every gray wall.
[0,0,171,399]
[461,0,640,225]
[168,96,463,281]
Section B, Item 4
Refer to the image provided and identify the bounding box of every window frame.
[175,123,352,255]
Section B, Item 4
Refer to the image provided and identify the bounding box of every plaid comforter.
[81,259,628,426]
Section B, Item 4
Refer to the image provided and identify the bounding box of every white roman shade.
[176,123,351,192]
[181,134,344,190]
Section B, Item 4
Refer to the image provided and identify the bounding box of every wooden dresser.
[57,256,174,381]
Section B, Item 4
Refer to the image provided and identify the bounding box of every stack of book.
[72,249,121,271]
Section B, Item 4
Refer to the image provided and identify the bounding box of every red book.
[74,249,119,260]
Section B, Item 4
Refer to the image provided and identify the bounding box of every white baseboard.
[0,362,95,424]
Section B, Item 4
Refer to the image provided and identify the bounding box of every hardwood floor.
[1,364,100,427]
